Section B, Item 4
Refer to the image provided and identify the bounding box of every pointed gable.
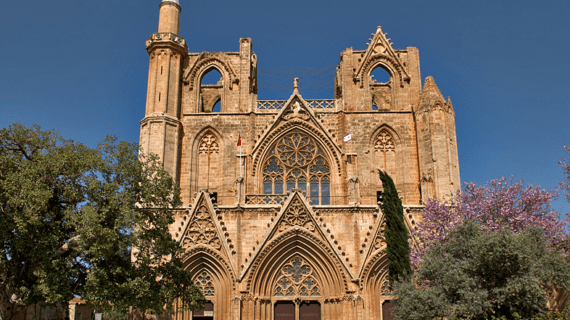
[179,192,236,268]
[354,26,411,87]
[240,191,354,281]
[250,87,343,178]
[358,215,386,279]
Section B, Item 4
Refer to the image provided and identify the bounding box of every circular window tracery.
[274,257,320,297]
[195,271,215,296]
[262,132,330,205]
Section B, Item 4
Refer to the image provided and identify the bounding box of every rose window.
[262,132,330,205]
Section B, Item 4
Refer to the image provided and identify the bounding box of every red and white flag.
[237,132,242,146]
[343,130,352,142]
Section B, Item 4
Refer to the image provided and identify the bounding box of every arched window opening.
[370,66,392,111]
[200,68,223,113]
[262,132,331,205]
[212,99,221,113]
[370,66,391,84]
[201,68,222,85]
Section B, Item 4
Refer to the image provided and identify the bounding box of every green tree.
[393,221,570,320]
[0,124,204,320]
[379,170,411,285]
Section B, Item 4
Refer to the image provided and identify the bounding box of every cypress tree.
[379,170,412,285]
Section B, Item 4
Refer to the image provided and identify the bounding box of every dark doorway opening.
[274,301,295,320]
[300,301,321,320]
[192,301,213,320]
[382,300,395,320]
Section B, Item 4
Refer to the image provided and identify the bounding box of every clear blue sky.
[1,0,569,213]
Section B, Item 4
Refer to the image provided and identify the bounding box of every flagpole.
[239,132,242,178]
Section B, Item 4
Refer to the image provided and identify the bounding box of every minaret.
[414,76,460,200]
[140,0,187,179]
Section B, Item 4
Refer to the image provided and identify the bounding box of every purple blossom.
[411,176,568,268]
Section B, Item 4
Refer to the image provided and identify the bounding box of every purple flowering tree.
[411,177,567,267]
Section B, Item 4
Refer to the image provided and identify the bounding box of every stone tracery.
[262,132,331,205]
[199,133,219,154]
[374,129,397,183]
[195,270,215,296]
[183,204,221,250]
[274,257,321,297]
[277,197,315,232]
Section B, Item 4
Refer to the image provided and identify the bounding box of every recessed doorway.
[274,301,295,320]
[192,301,213,320]
[300,301,321,320]
[274,301,321,320]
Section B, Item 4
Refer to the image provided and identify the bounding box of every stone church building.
[140,0,460,319]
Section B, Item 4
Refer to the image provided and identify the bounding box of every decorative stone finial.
[293,77,299,93]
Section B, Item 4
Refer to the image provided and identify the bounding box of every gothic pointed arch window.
[195,270,215,296]
[374,129,397,183]
[369,66,392,111]
[262,132,331,205]
[274,257,320,297]
[197,131,221,192]
[200,67,223,113]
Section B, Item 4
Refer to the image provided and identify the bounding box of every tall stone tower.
[138,2,460,319]
[140,0,186,179]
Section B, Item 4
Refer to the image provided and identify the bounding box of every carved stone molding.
[182,204,222,250]
[184,53,239,90]
[278,198,316,232]
[245,228,349,292]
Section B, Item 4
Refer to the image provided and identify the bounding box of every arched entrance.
[274,301,321,320]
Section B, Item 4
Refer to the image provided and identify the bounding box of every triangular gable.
[358,215,386,279]
[251,89,343,178]
[178,191,237,276]
[239,191,354,280]
[353,26,411,88]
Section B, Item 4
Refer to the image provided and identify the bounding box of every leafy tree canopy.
[0,124,204,320]
[394,221,570,320]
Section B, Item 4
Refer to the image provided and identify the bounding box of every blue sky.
[1,0,569,213]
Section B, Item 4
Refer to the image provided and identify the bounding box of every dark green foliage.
[0,124,204,319]
[379,170,412,285]
[393,221,570,320]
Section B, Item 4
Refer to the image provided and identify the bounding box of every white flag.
[343,131,352,142]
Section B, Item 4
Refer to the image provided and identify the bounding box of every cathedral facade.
[140,1,460,319]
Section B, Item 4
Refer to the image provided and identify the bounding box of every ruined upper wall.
[181,38,257,114]
[335,27,422,112]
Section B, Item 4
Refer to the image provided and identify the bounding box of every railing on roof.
[245,194,285,205]
[257,99,335,111]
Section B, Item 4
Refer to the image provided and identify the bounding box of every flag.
[237,132,242,146]
[343,130,352,142]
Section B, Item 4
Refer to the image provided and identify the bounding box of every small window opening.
[158,92,161,101]
[377,191,383,204]
[161,66,163,75]
[210,192,217,205]
[212,99,221,113]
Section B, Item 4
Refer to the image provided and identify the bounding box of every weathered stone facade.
[140,1,460,319]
